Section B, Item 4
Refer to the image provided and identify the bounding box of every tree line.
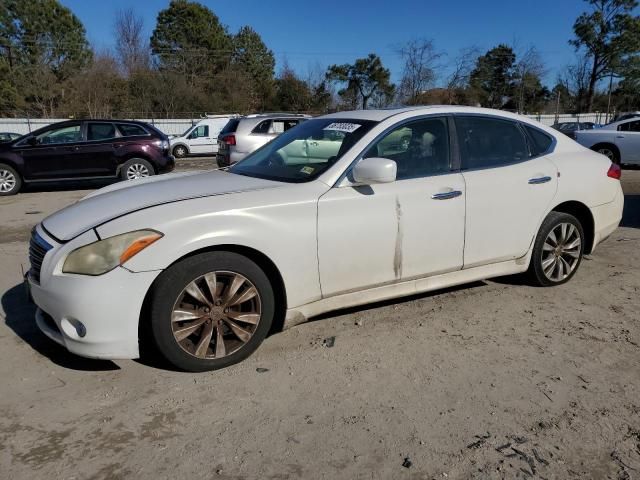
[0,0,638,119]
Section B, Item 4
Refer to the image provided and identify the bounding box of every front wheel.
[173,145,188,158]
[148,252,275,372]
[527,212,585,287]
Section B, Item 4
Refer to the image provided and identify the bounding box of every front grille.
[29,229,53,283]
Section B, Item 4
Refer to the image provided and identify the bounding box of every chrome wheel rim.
[597,148,614,160]
[0,169,16,192]
[171,271,262,359]
[541,222,582,282]
[126,163,149,180]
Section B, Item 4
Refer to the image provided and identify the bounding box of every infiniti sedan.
[27,107,623,371]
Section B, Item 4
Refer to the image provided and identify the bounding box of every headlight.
[63,230,163,275]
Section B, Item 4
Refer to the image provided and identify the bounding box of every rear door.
[73,122,120,176]
[615,120,640,163]
[455,115,558,268]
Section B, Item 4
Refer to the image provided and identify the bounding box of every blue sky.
[61,0,597,86]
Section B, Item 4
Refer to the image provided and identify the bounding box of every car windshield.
[180,125,194,137]
[229,118,377,182]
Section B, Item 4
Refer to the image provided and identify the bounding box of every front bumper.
[29,233,161,360]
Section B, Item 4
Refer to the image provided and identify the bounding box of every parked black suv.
[0,119,175,195]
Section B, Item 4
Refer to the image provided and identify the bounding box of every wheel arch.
[117,154,156,175]
[590,142,620,161]
[550,200,595,254]
[139,244,288,347]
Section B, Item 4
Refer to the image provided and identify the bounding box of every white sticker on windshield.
[323,122,361,133]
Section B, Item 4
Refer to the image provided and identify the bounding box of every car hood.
[42,170,283,241]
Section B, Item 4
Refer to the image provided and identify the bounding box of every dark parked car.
[0,120,174,195]
[0,132,22,143]
[551,121,598,139]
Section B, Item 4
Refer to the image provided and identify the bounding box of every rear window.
[88,123,117,141]
[117,124,148,137]
[523,125,553,156]
[220,119,240,135]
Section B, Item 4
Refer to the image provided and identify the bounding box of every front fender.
[94,183,329,309]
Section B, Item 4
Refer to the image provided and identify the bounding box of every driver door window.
[365,117,451,179]
[35,125,82,145]
[190,125,209,139]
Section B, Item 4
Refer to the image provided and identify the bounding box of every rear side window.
[117,124,148,137]
[87,123,117,141]
[220,119,240,135]
[455,116,528,170]
[252,120,271,134]
[523,125,553,156]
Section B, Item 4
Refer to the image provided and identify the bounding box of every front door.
[188,125,213,154]
[20,123,83,179]
[317,116,465,297]
[454,115,558,268]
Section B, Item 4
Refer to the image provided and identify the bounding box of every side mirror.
[27,136,37,146]
[352,157,397,184]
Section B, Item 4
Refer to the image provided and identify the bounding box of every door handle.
[65,146,80,151]
[528,176,552,184]
[616,135,625,138]
[431,190,462,200]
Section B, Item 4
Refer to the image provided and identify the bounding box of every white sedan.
[575,116,640,165]
[27,107,624,371]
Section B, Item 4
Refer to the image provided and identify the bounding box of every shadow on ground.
[622,194,640,229]
[1,283,119,371]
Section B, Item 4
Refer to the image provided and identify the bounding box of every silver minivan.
[217,113,310,166]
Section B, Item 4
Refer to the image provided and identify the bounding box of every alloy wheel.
[126,163,150,180]
[171,271,262,359]
[541,222,582,282]
[597,148,615,160]
[0,169,16,193]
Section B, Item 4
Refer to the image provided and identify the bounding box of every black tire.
[592,144,620,165]
[173,144,188,158]
[147,252,275,372]
[527,211,585,287]
[120,158,155,181]
[0,163,22,196]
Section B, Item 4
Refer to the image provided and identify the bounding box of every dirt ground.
[0,159,639,480]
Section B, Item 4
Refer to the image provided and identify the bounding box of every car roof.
[316,105,543,123]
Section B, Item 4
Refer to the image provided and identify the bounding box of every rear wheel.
[121,158,154,181]
[148,252,274,372]
[527,212,584,287]
[0,163,21,196]
[592,144,620,164]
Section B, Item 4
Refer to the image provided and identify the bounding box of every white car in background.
[170,115,237,158]
[27,106,623,372]
[575,116,640,165]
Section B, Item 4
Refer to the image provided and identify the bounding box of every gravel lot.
[1,159,639,479]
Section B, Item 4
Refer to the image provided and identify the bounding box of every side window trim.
[520,122,556,159]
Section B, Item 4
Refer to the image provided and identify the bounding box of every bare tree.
[445,46,480,104]
[114,8,150,76]
[558,54,592,112]
[396,38,443,104]
[514,46,547,113]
